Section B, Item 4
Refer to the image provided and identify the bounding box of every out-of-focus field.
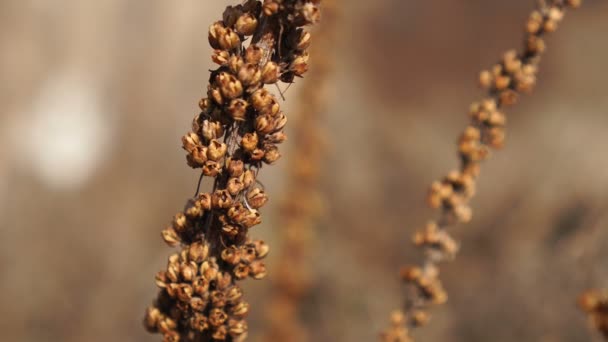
[1,1,607,341]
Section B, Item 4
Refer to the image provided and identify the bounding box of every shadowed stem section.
[382,1,582,341]
[143,1,322,341]
[261,1,338,341]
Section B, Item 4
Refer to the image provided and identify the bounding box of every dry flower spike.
[382,1,582,341]
[262,0,337,340]
[144,1,322,341]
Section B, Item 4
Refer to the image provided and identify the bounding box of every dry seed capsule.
[235,13,258,36]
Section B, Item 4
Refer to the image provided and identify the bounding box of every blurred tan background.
[1,1,607,341]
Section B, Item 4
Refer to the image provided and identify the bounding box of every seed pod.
[212,190,233,209]
[231,301,250,318]
[273,113,287,131]
[221,246,241,265]
[247,188,268,209]
[249,261,267,279]
[263,1,279,16]
[212,49,230,66]
[263,145,281,164]
[266,131,287,144]
[251,89,273,111]
[228,99,249,121]
[252,241,269,259]
[227,177,245,196]
[235,13,258,36]
[300,3,321,24]
[197,193,213,210]
[291,52,309,76]
[201,120,224,141]
[218,28,240,51]
[190,312,208,332]
[242,170,255,188]
[216,72,243,100]
[255,114,274,135]
[261,62,280,84]
[208,308,228,327]
[161,228,181,247]
[233,263,250,280]
[208,22,226,50]
[297,31,312,51]
[241,132,259,152]
[203,160,222,176]
[244,45,263,65]
[238,64,262,87]
[189,242,209,263]
[228,55,244,74]
[228,319,248,337]
[207,140,228,162]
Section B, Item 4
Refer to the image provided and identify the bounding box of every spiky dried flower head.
[382,1,582,341]
[144,1,322,341]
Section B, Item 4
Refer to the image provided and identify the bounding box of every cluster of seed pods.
[382,1,581,341]
[144,1,321,341]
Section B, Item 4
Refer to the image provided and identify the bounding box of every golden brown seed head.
[207,140,228,162]
[228,319,248,337]
[209,308,228,327]
[249,261,267,279]
[220,28,241,51]
[242,170,255,188]
[221,246,242,265]
[263,145,281,164]
[228,55,244,74]
[235,13,258,36]
[228,159,244,177]
[253,240,269,258]
[197,193,213,210]
[241,132,259,152]
[216,72,244,100]
[228,99,249,121]
[251,89,272,111]
[201,120,224,142]
[208,22,226,50]
[233,263,250,280]
[212,49,231,66]
[161,228,181,247]
[291,53,309,77]
[212,190,233,209]
[238,64,262,87]
[263,1,279,16]
[297,31,312,51]
[300,3,321,24]
[231,301,250,318]
[255,115,274,135]
[244,45,263,65]
[227,177,245,196]
[199,98,211,112]
[261,62,280,84]
[189,242,209,263]
[247,188,269,209]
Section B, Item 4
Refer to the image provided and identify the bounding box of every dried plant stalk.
[579,289,608,339]
[382,1,582,340]
[262,1,337,341]
[143,1,322,341]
